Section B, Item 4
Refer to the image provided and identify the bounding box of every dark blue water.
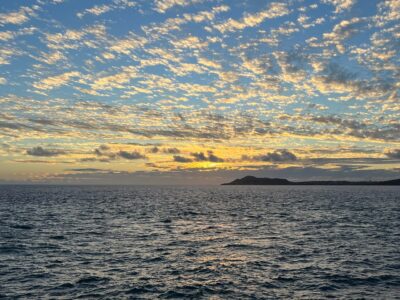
[0,185,399,299]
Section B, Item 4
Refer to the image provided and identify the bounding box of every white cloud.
[323,17,365,53]
[76,1,136,18]
[153,0,200,13]
[214,2,290,33]
[0,7,34,26]
[0,31,15,41]
[198,57,222,69]
[90,66,138,90]
[77,5,112,18]
[109,34,147,54]
[323,0,357,13]
[33,71,80,90]
[35,51,66,65]
[170,36,207,49]
[44,25,107,50]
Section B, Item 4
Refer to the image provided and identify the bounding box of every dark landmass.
[222,176,400,186]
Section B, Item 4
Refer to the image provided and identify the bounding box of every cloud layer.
[0,0,399,183]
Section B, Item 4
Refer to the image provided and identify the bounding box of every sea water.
[0,185,399,299]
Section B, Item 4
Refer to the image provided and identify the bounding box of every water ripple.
[0,185,399,299]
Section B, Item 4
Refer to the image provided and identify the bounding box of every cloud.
[163,147,180,154]
[198,57,222,69]
[214,2,290,33]
[185,5,229,22]
[0,7,34,26]
[1,96,398,144]
[173,155,193,163]
[26,165,400,185]
[68,168,109,172]
[33,71,80,90]
[310,62,394,98]
[153,0,200,13]
[171,36,208,49]
[311,114,365,130]
[0,31,15,41]
[377,0,400,23]
[148,146,160,153]
[385,149,400,159]
[90,66,137,90]
[117,150,147,160]
[323,0,357,13]
[207,151,224,162]
[26,146,65,157]
[323,17,365,53]
[109,33,147,55]
[298,15,325,29]
[77,1,136,18]
[77,5,112,18]
[191,152,207,161]
[191,151,224,162]
[43,24,107,51]
[251,150,297,162]
[91,146,148,161]
[94,145,114,157]
[35,51,66,65]
[146,146,180,154]
[143,5,228,38]
[0,0,399,185]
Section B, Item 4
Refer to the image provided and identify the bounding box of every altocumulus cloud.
[0,0,399,184]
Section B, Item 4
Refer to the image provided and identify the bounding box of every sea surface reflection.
[0,185,399,299]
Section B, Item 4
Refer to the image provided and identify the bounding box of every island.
[222,176,400,186]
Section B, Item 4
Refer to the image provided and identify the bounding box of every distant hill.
[222,176,400,186]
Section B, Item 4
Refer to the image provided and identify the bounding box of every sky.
[0,0,399,185]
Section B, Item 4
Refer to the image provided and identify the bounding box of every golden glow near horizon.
[0,0,399,184]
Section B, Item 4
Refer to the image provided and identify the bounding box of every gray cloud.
[23,165,400,186]
[191,152,207,161]
[207,151,224,162]
[163,147,180,154]
[82,146,147,162]
[148,146,180,154]
[26,146,65,157]
[15,159,72,164]
[148,146,159,153]
[0,143,10,150]
[311,114,366,130]
[79,157,112,162]
[251,149,297,162]
[67,168,109,172]
[191,151,224,162]
[173,155,193,163]
[2,98,398,144]
[93,145,116,160]
[323,63,357,85]
[117,150,147,160]
[385,149,400,159]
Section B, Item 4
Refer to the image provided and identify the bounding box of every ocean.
[0,185,399,299]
